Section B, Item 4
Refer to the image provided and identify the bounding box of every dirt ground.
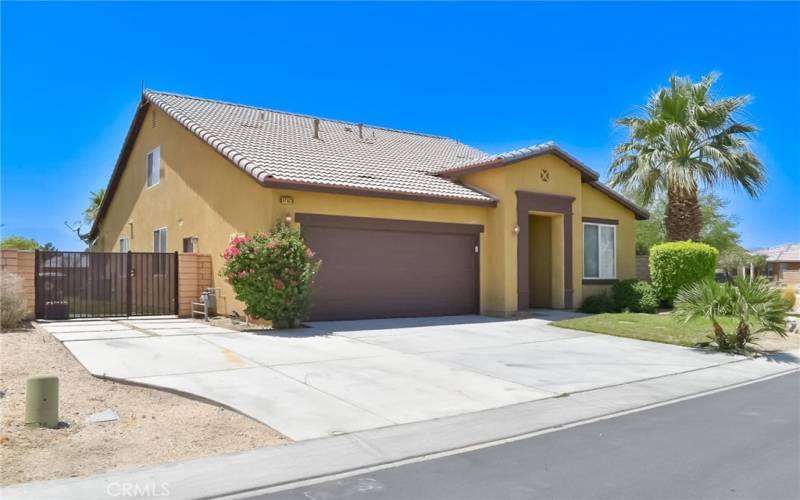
[207,315,272,332]
[0,324,288,486]
[756,317,800,356]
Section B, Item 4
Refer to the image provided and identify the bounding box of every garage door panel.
[299,216,479,321]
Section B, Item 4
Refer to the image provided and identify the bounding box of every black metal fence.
[34,251,178,319]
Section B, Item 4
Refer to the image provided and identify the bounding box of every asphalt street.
[257,372,800,500]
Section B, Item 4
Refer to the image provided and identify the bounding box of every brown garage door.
[297,214,482,321]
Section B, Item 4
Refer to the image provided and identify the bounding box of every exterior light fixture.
[513,224,520,235]
[285,214,293,224]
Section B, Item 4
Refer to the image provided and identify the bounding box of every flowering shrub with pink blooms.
[221,222,320,328]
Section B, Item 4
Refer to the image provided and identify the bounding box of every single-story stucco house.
[89,90,648,320]
[753,243,800,286]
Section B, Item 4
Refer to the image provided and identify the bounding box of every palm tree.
[83,188,106,224]
[609,73,765,241]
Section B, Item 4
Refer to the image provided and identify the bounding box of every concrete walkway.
[34,313,778,442]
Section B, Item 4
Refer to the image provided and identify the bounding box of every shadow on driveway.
[307,314,506,333]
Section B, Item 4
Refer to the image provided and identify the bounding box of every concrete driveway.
[39,314,739,440]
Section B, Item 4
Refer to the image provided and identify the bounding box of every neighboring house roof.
[752,243,800,263]
[90,91,649,238]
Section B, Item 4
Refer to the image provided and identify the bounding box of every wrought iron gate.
[35,251,178,319]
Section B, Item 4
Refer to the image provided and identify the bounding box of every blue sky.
[2,2,798,251]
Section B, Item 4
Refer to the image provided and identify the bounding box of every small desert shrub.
[1,271,27,330]
[221,221,320,328]
[580,291,617,314]
[780,287,796,310]
[674,277,788,352]
[611,279,659,313]
[650,241,718,303]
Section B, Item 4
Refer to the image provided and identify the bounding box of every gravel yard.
[0,325,288,486]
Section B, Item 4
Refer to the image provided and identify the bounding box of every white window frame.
[153,227,168,253]
[119,238,130,253]
[583,222,617,280]
[146,147,161,188]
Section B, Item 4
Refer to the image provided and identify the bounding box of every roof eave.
[437,144,600,182]
[88,96,150,240]
[260,176,498,207]
[588,181,650,220]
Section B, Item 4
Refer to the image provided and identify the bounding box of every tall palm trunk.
[665,186,702,241]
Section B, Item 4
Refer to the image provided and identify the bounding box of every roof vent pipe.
[358,123,363,139]
[312,119,320,140]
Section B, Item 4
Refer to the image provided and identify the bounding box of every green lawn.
[552,312,739,347]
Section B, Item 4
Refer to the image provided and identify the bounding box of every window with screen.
[182,237,197,253]
[153,228,167,253]
[583,223,616,279]
[146,147,160,187]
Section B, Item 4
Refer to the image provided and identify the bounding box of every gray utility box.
[43,301,69,320]
[192,288,220,320]
[201,288,218,315]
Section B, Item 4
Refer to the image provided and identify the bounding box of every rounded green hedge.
[650,241,718,302]
[579,291,617,314]
[611,279,659,313]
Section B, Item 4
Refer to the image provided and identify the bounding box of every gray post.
[25,375,59,428]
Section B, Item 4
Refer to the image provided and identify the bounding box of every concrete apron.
[35,315,750,441]
[34,315,796,441]
[4,357,797,500]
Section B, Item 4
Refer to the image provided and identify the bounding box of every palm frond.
[608,72,765,210]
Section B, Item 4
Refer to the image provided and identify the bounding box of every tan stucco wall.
[463,155,584,311]
[94,106,274,313]
[95,106,639,315]
[462,155,638,310]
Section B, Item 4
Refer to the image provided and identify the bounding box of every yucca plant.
[674,277,788,352]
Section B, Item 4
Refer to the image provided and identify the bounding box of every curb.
[4,358,797,500]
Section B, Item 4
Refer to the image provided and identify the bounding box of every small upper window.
[182,237,198,253]
[119,238,130,253]
[583,223,616,279]
[153,227,167,253]
[146,147,160,187]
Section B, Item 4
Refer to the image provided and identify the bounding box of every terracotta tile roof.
[144,90,493,203]
[753,243,800,262]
